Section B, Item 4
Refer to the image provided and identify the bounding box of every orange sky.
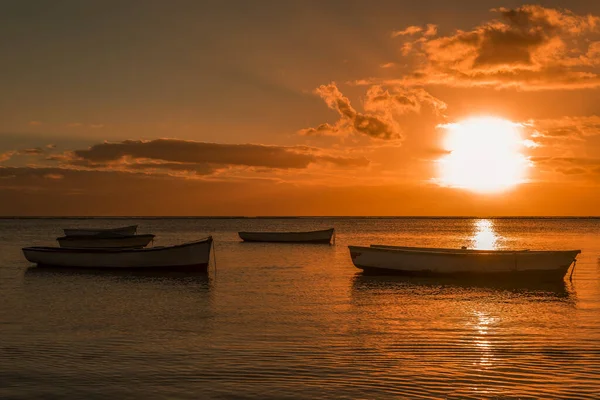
[1,1,600,216]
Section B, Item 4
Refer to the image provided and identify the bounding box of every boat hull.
[57,234,155,249]
[349,246,580,279]
[23,237,212,271]
[63,225,138,237]
[238,228,334,244]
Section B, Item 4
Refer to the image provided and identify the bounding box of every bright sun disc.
[438,116,528,193]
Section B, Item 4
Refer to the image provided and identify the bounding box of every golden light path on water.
[470,219,500,250]
[3,218,600,398]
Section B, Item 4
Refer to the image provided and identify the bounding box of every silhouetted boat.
[238,228,334,244]
[63,225,138,237]
[348,245,580,280]
[23,237,213,271]
[57,233,155,249]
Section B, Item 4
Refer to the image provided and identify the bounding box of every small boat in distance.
[238,228,334,244]
[63,225,138,237]
[348,245,581,280]
[57,233,155,249]
[23,237,213,271]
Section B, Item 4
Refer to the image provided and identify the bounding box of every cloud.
[19,147,46,155]
[364,85,447,116]
[392,24,437,38]
[393,5,600,90]
[43,173,64,180]
[392,25,423,37]
[300,82,445,140]
[529,156,600,181]
[67,122,105,129]
[123,161,217,176]
[527,116,600,140]
[0,151,15,162]
[70,139,367,171]
[0,148,47,162]
[299,83,401,139]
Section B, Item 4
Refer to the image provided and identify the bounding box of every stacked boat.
[57,225,155,249]
[348,243,581,280]
[22,225,213,271]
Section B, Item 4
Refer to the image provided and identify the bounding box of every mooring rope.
[569,259,576,281]
[211,238,217,276]
[332,229,336,246]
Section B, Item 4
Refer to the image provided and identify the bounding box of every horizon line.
[1,216,600,219]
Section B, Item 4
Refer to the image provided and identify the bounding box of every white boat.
[57,234,155,249]
[63,225,138,237]
[23,237,213,271]
[348,245,581,279]
[238,228,334,244]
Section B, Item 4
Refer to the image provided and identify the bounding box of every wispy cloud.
[527,116,600,141]
[0,151,15,162]
[300,82,445,140]
[391,24,437,38]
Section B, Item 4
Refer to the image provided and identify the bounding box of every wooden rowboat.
[63,225,138,237]
[57,233,155,249]
[349,245,581,280]
[23,237,213,271]
[238,228,334,244]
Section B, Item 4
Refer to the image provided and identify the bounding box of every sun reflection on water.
[471,219,500,250]
[471,311,499,368]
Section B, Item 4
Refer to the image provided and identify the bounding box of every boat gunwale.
[56,233,156,241]
[33,262,209,271]
[350,245,581,257]
[24,236,213,254]
[238,228,334,235]
[370,245,532,253]
[63,224,138,233]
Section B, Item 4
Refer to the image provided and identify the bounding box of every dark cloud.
[393,5,600,90]
[74,139,312,168]
[530,116,600,140]
[19,147,45,155]
[71,139,367,170]
[531,156,600,177]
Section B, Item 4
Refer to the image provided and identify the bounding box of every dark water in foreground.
[1,218,600,399]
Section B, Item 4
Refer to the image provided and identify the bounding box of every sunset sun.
[438,117,529,193]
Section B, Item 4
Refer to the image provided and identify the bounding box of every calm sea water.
[1,218,600,399]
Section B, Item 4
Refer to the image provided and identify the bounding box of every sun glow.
[438,117,529,193]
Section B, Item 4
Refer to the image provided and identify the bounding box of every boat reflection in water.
[351,273,573,299]
[24,265,212,288]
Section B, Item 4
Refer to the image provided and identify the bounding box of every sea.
[1,217,599,399]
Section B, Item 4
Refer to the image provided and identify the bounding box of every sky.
[2,0,600,216]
